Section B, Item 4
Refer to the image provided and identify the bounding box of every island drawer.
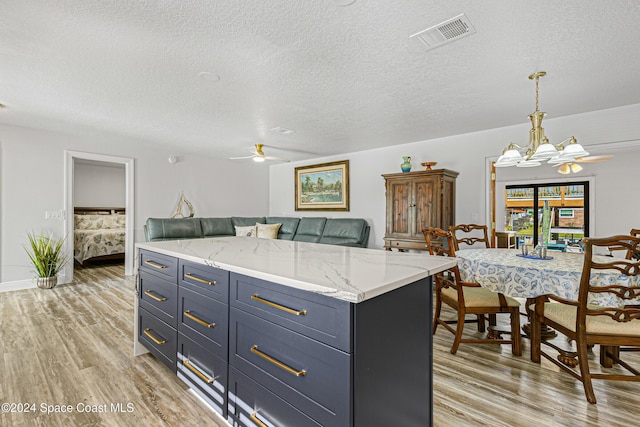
[139,249,178,281]
[139,271,178,328]
[177,333,227,418]
[139,307,177,372]
[228,367,324,427]
[230,273,352,352]
[229,307,350,426]
[178,286,228,360]
[179,260,229,302]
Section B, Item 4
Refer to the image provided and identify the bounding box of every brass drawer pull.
[143,328,166,345]
[144,290,167,302]
[185,272,216,285]
[251,345,306,377]
[251,294,307,316]
[144,259,168,269]
[250,411,269,427]
[183,358,215,384]
[184,310,216,328]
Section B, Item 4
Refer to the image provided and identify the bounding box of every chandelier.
[495,71,589,168]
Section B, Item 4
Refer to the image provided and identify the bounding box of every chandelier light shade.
[495,71,589,168]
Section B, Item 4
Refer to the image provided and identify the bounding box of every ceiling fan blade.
[574,154,615,163]
[229,154,256,160]
[264,155,290,162]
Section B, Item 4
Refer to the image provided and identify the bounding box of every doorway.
[63,151,135,284]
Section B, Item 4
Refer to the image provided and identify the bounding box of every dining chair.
[630,229,640,260]
[422,227,522,355]
[531,234,640,404]
[449,223,491,250]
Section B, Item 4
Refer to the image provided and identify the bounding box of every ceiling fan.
[230,144,290,163]
[556,154,614,174]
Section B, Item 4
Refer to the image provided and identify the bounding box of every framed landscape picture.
[295,160,349,211]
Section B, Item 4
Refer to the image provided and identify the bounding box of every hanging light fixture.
[495,71,590,168]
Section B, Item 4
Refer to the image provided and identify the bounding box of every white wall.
[270,103,640,249]
[0,124,270,283]
[74,161,126,207]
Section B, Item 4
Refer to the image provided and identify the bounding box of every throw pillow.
[256,223,281,239]
[234,225,256,237]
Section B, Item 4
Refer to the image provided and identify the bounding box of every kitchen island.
[134,236,455,427]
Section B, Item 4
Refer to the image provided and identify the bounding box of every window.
[559,209,574,218]
[504,181,589,247]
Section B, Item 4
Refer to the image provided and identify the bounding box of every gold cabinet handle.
[251,345,306,377]
[250,411,269,427]
[144,259,168,269]
[183,358,215,384]
[143,328,166,345]
[184,272,216,286]
[251,294,307,316]
[144,290,167,302]
[183,310,216,328]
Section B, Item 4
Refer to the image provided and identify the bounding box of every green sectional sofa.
[144,216,370,248]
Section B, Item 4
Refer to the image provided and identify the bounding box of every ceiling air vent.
[410,13,476,51]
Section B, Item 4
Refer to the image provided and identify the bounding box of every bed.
[73,207,126,264]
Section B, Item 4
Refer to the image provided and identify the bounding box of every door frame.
[63,150,135,283]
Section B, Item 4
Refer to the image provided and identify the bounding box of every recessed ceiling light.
[333,0,356,6]
[270,126,295,134]
[198,72,220,82]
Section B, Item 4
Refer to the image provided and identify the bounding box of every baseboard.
[0,279,36,293]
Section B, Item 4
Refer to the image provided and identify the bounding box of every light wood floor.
[1,264,638,426]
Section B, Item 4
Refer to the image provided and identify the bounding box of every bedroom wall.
[0,124,270,284]
[74,161,126,208]
[269,103,640,249]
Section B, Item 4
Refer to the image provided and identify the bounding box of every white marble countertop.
[136,237,456,303]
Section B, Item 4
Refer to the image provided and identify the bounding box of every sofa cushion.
[146,218,203,241]
[256,223,281,239]
[267,217,300,240]
[200,217,235,237]
[235,225,257,237]
[232,217,266,227]
[292,217,327,243]
[320,218,368,247]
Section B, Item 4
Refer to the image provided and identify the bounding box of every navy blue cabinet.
[138,249,433,426]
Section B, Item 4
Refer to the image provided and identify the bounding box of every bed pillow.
[256,223,281,239]
[235,225,256,237]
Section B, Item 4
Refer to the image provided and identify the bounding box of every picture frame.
[295,160,349,211]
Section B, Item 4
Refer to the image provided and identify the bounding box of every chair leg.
[510,308,522,356]
[600,345,619,368]
[476,314,486,332]
[576,337,597,404]
[433,292,442,335]
[451,309,466,354]
[488,314,497,327]
[530,296,544,363]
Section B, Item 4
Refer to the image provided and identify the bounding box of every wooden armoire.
[382,169,458,251]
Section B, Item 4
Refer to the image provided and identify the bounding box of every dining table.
[454,248,640,360]
[455,248,637,306]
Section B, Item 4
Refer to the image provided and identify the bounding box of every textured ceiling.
[1,1,640,162]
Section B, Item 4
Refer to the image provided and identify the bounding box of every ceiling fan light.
[253,156,265,162]
[570,163,583,173]
[557,163,571,174]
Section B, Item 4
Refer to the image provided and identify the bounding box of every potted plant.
[24,232,69,289]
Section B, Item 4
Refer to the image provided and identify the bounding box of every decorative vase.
[401,156,412,172]
[36,276,57,289]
